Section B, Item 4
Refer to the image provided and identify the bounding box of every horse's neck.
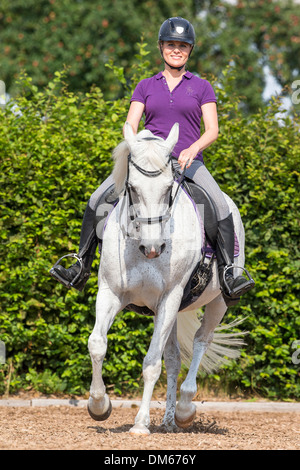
[171,187,203,247]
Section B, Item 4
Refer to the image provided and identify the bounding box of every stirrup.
[223,264,255,297]
[50,253,83,288]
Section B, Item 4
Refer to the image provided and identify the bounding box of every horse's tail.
[177,310,247,374]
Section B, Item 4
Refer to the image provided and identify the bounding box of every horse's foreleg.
[129,291,181,435]
[129,318,165,435]
[161,320,181,431]
[175,295,227,429]
[87,288,122,421]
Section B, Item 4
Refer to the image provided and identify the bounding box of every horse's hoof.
[129,423,150,435]
[174,403,196,429]
[87,397,112,422]
[174,411,196,429]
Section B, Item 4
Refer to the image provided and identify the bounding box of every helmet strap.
[164,59,185,71]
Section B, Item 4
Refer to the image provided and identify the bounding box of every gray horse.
[87,123,246,434]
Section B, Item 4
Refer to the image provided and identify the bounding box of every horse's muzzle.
[139,242,166,259]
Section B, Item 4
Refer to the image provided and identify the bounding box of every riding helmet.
[158,17,195,46]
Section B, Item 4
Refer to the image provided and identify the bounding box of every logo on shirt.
[186,86,194,96]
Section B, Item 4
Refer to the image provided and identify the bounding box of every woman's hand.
[178,143,199,170]
[178,103,219,170]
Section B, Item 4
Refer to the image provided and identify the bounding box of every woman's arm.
[178,102,219,170]
[123,101,145,135]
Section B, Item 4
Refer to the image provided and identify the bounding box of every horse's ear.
[165,123,179,150]
[124,121,136,146]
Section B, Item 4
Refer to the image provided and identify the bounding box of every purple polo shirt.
[130,71,217,162]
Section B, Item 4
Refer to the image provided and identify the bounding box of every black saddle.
[182,176,218,250]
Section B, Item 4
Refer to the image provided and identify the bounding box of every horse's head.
[121,122,179,258]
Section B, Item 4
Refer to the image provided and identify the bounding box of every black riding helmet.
[158,17,195,45]
[158,17,195,71]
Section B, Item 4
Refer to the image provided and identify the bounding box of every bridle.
[128,151,173,179]
[124,144,186,233]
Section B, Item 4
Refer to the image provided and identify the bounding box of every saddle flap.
[183,179,218,248]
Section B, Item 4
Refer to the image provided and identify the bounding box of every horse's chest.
[126,264,165,292]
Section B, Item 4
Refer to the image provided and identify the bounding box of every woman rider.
[50,17,254,304]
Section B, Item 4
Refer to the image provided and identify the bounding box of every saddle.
[177,177,218,311]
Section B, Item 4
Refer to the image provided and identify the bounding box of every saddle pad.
[203,232,240,259]
[182,186,240,259]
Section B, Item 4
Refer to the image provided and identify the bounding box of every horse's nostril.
[139,243,165,258]
[139,245,146,256]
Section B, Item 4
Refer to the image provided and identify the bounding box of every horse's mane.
[112,129,171,194]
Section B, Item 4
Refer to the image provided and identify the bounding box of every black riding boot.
[216,213,255,306]
[50,183,119,291]
[50,205,98,291]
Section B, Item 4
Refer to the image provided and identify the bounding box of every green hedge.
[205,70,300,399]
[0,56,299,399]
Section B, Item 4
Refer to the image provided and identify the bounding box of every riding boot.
[50,204,98,291]
[216,213,255,306]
